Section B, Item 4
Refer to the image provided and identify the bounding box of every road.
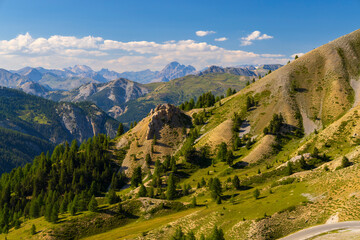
[279,221,360,240]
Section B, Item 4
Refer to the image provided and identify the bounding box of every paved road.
[279,221,360,240]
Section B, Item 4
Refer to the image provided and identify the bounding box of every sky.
[0,0,359,72]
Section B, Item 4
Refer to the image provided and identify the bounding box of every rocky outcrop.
[56,102,118,142]
[146,104,191,140]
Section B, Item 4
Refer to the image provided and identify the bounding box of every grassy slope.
[118,73,250,124]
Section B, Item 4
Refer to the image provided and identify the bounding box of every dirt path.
[350,78,360,108]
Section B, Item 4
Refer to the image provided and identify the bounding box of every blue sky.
[0,0,359,71]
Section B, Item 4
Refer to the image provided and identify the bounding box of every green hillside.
[0,127,54,173]
[118,73,251,124]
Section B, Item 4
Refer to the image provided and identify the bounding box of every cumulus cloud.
[241,31,273,46]
[196,30,216,37]
[290,53,305,58]
[0,32,289,71]
[214,37,228,42]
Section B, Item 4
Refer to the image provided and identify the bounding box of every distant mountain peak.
[64,65,93,74]
[155,61,196,82]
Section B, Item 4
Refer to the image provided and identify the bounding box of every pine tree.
[210,177,222,200]
[131,166,142,188]
[341,156,351,168]
[31,224,36,235]
[50,203,59,223]
[226,88,233,97]
[166,173,177,200]
[191,196,197,207]
[208,225,225,240]
[69,202,77,216]
[216,142,227,162]
[138,184,147,197]
[88,195,98,212]
[201,177,206,187]
[253,189,260,199]
[29,199,40,219]
[232,175,240,190]
[107,189,120,204]
[145,154,152,166]
[226,150,234,166]
[117,123,124,136]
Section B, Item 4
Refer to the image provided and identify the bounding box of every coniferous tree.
[145,154,152,166]
[31,224,36,235]
[210,177,222,200]
[191,196,197,207]
[226,88,233,97]
[341,156,351,168]
[226,150,234,166]
[232,175,240,190]
[117,123,124,136]
[131,166,142,188]
[138,184,147,197]
[88,195,98,212]
[201,177,206,187]
[50,203,59,223]
[166,173,177,200]
[29,198,40,219]
[216,142,227,162]
[253,189,260,199]
[208,225,225,240]
[107,189,120,204]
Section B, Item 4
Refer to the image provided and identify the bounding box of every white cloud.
[214,37,228,42]
[290,53,305,58]
[0,32,290,72]
[196,30,216,37]
[241,30,273,46]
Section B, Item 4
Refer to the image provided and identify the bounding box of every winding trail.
[279,221,360,240]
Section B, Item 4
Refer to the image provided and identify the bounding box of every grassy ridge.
[118,73,250,124]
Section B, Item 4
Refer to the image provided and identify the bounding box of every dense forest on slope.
[0,134,121,234]
[0,87,119,172]
[0,128,54,173]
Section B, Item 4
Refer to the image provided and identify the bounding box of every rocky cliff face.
[146,104,192,140]
[19,81,51,97]
[56,102,118,142]
[0,87,119,145]
[48,78,149,119]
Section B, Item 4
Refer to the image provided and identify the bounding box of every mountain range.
[3,28,360,240]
